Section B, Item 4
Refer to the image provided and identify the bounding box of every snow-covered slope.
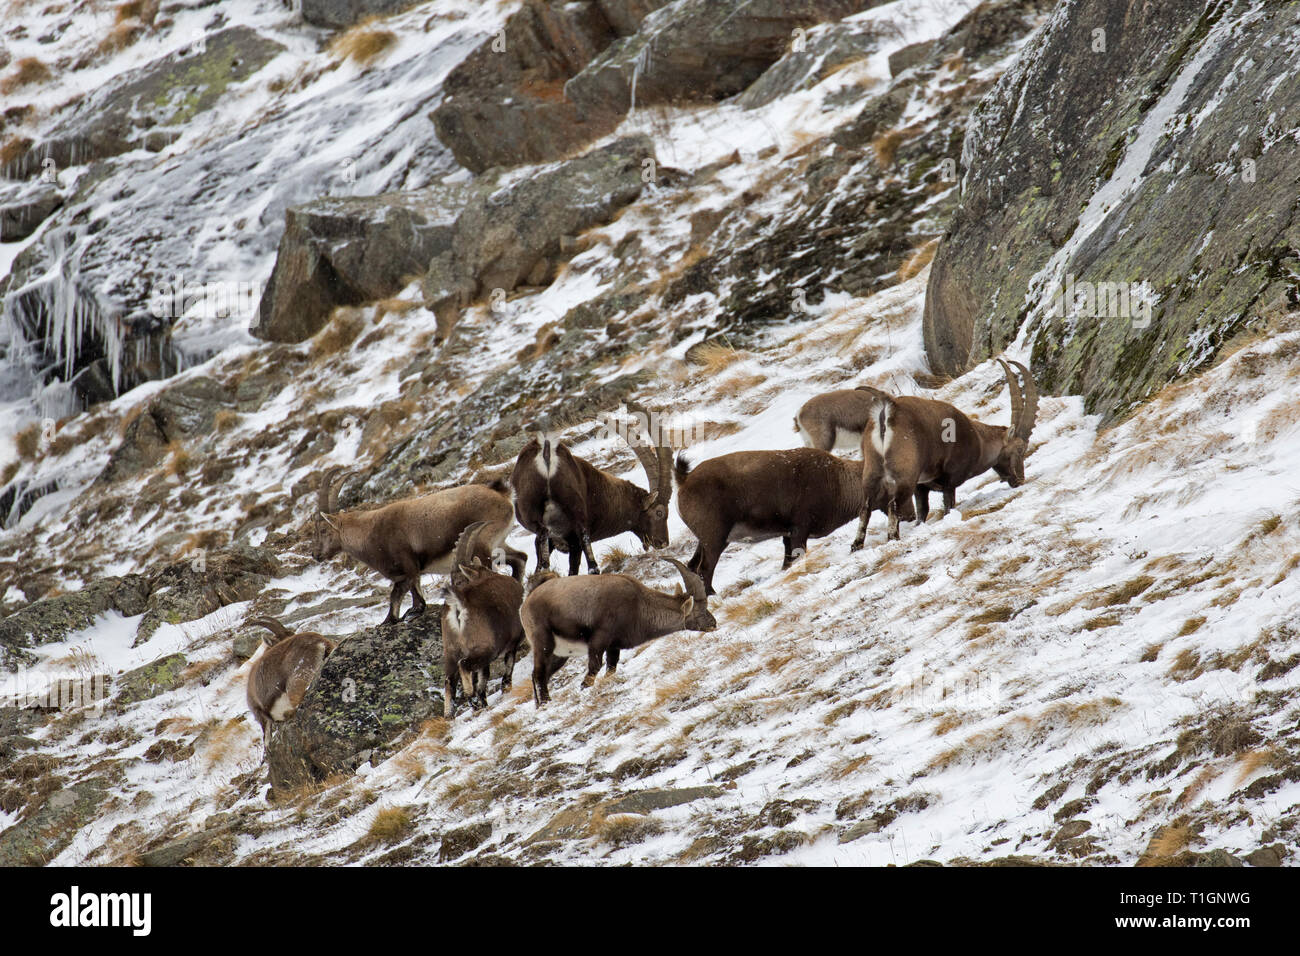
[0,0,1296,867]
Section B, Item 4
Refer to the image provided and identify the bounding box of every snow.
[0,0,1294,868]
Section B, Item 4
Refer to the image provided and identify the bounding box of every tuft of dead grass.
[330,20,398,67]
[14,422,42,460]
[1,58,51,94]
[897,237,939,281]
[688,339,746,374]
[311,307,367,361]
[361,806,413,845]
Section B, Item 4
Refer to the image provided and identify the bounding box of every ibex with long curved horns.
[521,558,715,705]
[311,468,526,624]
[245,618,336,747]
[850,358,1039,545]
[509,403,675,575]
[440,521,525,717]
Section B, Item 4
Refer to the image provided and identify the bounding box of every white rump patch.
[269,693,295,722]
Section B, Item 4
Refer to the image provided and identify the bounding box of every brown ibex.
[440,522,525,717]
[313,467,526,625]
[795,385,892,452]
[245,618,336,746]
[851,358,1039,544]
[521,558,715,705]
[508,408,674,575]
[674,448,910,595]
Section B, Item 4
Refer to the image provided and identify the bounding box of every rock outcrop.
[431,0,667,173]
[923,0,1300,420]
[7,28,285,179]
[300,0,417,29]
[265,613,445,792]
[252,186,470,343]
[97,376,235,484]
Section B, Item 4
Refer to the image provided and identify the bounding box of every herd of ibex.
[246,358,1038,747]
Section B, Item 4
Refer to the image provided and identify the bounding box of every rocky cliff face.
[0,0,1297,869]
[924,0,1300,421]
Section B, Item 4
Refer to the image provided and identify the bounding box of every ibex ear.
[643,491,660,509]
[681,596,694,616]
[318,512,341,533]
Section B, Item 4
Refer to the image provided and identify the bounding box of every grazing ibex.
[245,618,336,746]
[509,408,675,575]
[521,558,715,705]
[312,467,526,625]
[851,358,1039,544]
[440,522,525,717]
[674,448,911,595]
[795,385,892,452]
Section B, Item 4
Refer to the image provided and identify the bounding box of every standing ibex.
[851,358,1039,544]
[509,407,674,575]
[245,618,336,746]
[440,522,525,717]
[795,386,892,452]
[312,467,526,625]
[674,448,910,595]
[521,558,715,705]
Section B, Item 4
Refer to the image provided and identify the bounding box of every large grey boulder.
[566,1,880,116]
[737,17,883,110]
[431,0,651,173]
[0,182,62,242]
[265,613,446,792]
[300,0,416,29]
[97,375,235,484]
[0,777,108,866]
[923,0,1300,421]
[7,28,285,179]
[251,185,470,343]
[421,135,655,335]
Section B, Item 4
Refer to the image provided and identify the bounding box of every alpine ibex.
[245,618,336,746]
[674,448,910,595]
[521,558,715,705]
[509,408,675,575]
[440,522,525,717]
[795,385,892,452]
[851,358,1039,544]
[312,467,526,624]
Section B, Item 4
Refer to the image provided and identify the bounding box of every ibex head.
[663,557,716,632]
[451,520,494,589]
[624,402,675,550]
[311,466,352,560]
[993,359,1039,488]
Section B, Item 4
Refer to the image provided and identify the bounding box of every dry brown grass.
[897,237,939,281]
[1176,616,1206,637]
[1233,747,1277,786]
[213,409,240,433]
[726,596,781,628]
[713,370,766,400]
[330,20,398,67]
[115,0,159,24]
[688,339,746,374]
[361,806,413,845]
[373,297,420,323]
[163,441,191,477]
[1,58,51,94]
[14,422,42,460]
[1,135,33,168]
[872,129,906,168]
[1167,648,1201,681]
[1143,823,1193,860]
[97,19,145,56]
[311,307,367,361]
[201,716,249,767]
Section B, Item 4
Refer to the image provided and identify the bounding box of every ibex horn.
[1010,359,1038,441]
[454,520,489,571]
[663,557,707,603]
[250,617,293,643]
